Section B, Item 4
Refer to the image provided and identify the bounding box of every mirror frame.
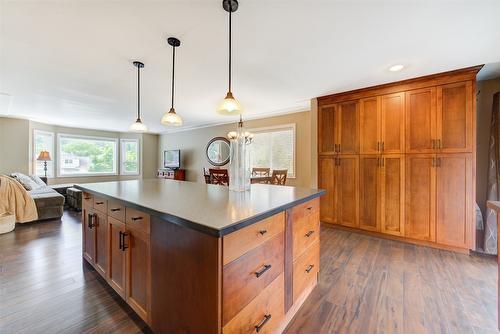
[205,136,231,166]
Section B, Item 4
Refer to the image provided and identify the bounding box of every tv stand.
[157,168,186,181]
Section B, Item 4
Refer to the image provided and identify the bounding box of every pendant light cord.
[171,45,176,109]
[228,9,232,93]
[137,64,141,120]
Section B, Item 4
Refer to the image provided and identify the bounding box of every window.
[248,124,296,178]
[57,134,118,176]
[121,139,140,175]
[33,130,55,177]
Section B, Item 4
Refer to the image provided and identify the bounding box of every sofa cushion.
[29,187,65,207]
[10,173,42,191]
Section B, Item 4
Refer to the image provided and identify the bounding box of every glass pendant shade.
[161,107,183,127]
[217,92,242,115]
[129,118,148,132]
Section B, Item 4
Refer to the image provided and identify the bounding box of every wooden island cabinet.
[318,65,481,252]
[77,180,324,333]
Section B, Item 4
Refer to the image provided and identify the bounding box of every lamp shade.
[217,92,242,115]
[161,108,183,127]
[129,118,148,132]
[37,151,51,161]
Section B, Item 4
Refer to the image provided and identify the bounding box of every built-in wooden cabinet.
[335,155,359,228]
[318,66,480,251]
[82,194,151,325]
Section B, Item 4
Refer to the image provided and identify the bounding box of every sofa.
[9,173,65,221]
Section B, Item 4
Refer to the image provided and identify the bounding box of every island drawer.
[293,240,319,304]
[223,273,284,334]
[223,212,284,265]
[93,196,107,213]
[125,207,150,234]
[222,232,284,325]
[108,202,125,222]
[83,192,93,207]
[292,211,320,260]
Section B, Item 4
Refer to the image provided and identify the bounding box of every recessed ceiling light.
[389,64,404,72]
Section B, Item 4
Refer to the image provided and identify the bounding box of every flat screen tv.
[164,150,180,169]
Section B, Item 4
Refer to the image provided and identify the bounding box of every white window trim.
[120,138,140,176]
[57,133,119,177]
[33,129,55,178]
[247,123,297,179]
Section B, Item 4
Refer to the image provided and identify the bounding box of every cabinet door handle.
[87,213,93,229]
[306,264,315,273]
[437,157,441,167]
[119,231,123,250]
[131,217,143,221]
[259,229,267,235]
[305,230,315,237]
[255,314,272,333]
[377,141,380,152]
[381,141,384,151]
[121,232,129,251]
[96,201,104,205]
[255,264,272,278]
[110,208,121,212]
[437,139,442,149]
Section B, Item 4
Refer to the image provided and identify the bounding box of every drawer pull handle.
[255,314,272,332]
[87,213,94,229]
[305,230,314,237]
[131,217,143,221]
[259,230,267,235]
[306,264,314,273]
[84,197,91,200]
[121,232,129,251]
[119,231,123,250]
[255,264,272,278]
[96,201,104,205]
[110,208,121,212]
[306,206,313,211]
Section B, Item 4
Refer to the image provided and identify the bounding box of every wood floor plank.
[0,213,497,334]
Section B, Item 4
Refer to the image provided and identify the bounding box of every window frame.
[57,133,119,177]
[33,129,55,178]
[120,138,140,176]
[247,123,297,179]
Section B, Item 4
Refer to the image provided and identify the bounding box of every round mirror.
[206,137,231,166]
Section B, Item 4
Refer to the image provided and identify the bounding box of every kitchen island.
[76,179,324,334]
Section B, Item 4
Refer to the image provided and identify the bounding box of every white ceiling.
[1,0,500,134]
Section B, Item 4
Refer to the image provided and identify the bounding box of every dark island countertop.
[75,179,324,237]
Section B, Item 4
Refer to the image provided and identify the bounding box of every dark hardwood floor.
[0,211,497,333]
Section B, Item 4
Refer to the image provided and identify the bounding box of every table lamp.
[37,151,51,179]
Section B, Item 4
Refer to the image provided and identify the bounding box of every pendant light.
[217,0,243,115]
[129,61,148,132]
[161,37,183,127]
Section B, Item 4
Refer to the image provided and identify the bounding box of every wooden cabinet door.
[381,92,405,153]
[405,154,436,242]
[336,156,359,228]
[436,81,473,153]
[359,156,380,231]
[338,100,359,154]
[318,104,338,155]
[405,88,437,153]
[360,97,380,154]
[126,228,151,323]
[82,205,95,264]
[319,156,336,224]
[436,154,472,248]
[94,210,108,277]
[108,217,126,297]
[381,155,405,236]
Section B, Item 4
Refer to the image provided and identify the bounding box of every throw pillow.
[30,175,47,187]
[10,173,42,191]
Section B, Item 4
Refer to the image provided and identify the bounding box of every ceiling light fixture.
[161,37,183,127]
[217,0,242,116]
[389,64,405,72]
[129,61,148,132]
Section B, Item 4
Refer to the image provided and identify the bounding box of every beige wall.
[476,78,500,213]
[159,111,313,187]
[0,116,159,185]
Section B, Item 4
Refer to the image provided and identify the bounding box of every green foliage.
[60,138,115,173]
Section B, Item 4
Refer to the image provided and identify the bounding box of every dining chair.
[209,169,229,186]
[203,168,211,184]
[251,167,271,177]
[271,170,288,185]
